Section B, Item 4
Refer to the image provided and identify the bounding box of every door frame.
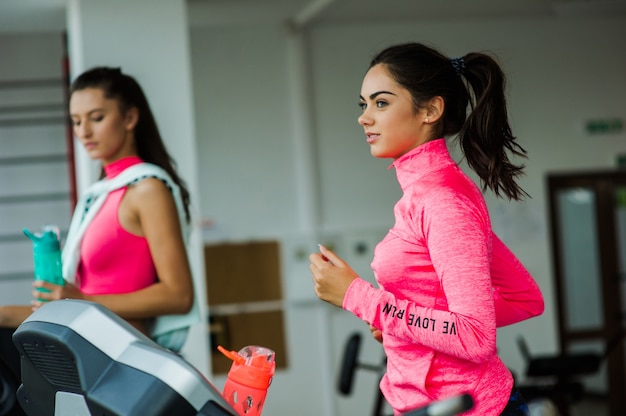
[547,169,626,415]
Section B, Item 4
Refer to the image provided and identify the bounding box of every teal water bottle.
[23,225,65,298]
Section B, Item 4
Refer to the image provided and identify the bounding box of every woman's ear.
[124,107,139,131]
[424,96,444,124]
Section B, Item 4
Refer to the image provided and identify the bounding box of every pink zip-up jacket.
[343,139,544,415]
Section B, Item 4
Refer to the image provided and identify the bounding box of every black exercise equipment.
[0,355,20,416]
[12,299,236,416]
[0,328,25,416]
[338,332,387,415]
[338,332,385,395]
[516,330,625,416]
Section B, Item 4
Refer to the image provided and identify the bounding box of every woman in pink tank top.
[0,67,194,346]
[309,43,544,415]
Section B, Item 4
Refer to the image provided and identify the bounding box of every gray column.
[65,0,209,375]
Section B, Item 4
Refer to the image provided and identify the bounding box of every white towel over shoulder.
[61,163,199,338]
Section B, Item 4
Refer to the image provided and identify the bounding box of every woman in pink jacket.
[309,42,544,415]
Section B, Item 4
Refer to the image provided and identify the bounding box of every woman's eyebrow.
[359,90,396,100]
[70,108,105,117]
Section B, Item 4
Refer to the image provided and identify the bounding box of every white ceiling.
[0,0,625,34]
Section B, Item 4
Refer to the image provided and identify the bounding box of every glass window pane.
[557,188,604,330]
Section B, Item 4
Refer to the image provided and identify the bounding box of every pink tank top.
[76,156,157,295]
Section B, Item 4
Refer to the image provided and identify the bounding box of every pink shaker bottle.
[218,345,275,416]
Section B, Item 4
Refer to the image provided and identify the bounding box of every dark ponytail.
[69,67,192,221]
[459,53,528,200]
[369,43,528,200]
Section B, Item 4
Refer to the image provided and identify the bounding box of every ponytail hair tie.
[450,57,465,76]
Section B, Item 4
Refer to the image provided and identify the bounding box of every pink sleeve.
[491,232,544,327]
[344,192,498,363]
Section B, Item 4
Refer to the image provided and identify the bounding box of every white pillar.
[65,0,210,375]
[286,31,321,234]
[286,27,337,416]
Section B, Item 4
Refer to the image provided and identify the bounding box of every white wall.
[191,25,300,241]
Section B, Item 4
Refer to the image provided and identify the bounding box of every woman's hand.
[31,280,86,310]
[309,244,359,308]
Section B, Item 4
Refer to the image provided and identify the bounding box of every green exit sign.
[585,118,624,135]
